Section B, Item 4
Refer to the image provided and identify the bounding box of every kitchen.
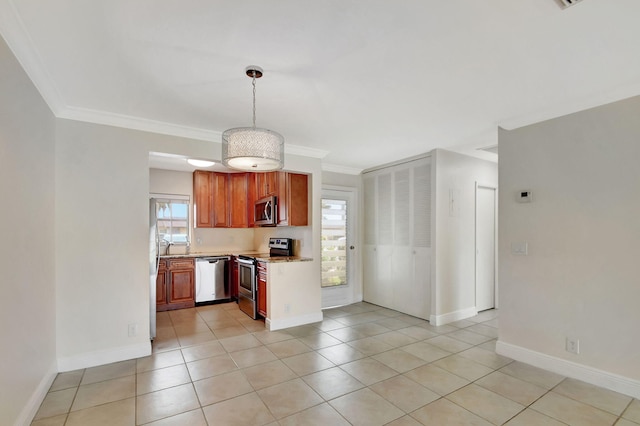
[149,156,324,342]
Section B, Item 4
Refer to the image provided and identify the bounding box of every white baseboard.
[496,340,640,399]
[267,311,324,331]
[14,361,57,426]
[430,306,477,326]
[57,341,151,372]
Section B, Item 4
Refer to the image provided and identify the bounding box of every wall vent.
[556,0,583,9]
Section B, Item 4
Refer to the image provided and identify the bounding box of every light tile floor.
[32,302,640,425]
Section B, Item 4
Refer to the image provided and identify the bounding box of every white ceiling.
[2,0,640,173]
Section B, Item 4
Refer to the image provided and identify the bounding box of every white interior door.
[476,185,496,312]
[321,188,357,308]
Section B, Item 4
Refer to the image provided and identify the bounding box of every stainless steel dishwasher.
[195,256,230,303]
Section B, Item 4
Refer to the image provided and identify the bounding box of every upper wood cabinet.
[229,173,248,228]
[194,170,214,228]
[256,172,278,198]
[246,173,257,228]
[212,173,229,227]
[278,172,309,226]
[193,170,308,228]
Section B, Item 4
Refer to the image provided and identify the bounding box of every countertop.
[159,251,312,263]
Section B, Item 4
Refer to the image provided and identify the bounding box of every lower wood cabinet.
[157,258,195,311]
[156,259,168,310]
[257,261,267,318]
[230,256,239,300]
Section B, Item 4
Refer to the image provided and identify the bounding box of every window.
[155,197,189,245]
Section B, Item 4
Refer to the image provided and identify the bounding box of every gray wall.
[498,96,640,396]
[0,36,57,424]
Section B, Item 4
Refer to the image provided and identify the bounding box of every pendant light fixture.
[222,66,284,171]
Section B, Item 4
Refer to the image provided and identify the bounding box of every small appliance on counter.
[237,238,294,319]
[268,238,294,256]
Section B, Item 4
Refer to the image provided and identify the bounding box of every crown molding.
[0,0,66,115]
[284,144,329,159]
[58,105,223,142]
[322,163,363,175]
[59,104,331,159]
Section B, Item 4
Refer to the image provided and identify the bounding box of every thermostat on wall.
[517,190,532,203]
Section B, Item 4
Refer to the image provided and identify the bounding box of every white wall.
[432,149,498,324]
[322,170,362,188]
[149,168,193,196]
[0,36,57,425]
[55,121,221,370]
[498,96,640,397]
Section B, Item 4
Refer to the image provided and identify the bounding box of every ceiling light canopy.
[222,66,284,172]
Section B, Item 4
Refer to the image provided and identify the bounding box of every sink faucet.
[166,241,174,255]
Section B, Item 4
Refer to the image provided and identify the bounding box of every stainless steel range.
[237,238,293,319]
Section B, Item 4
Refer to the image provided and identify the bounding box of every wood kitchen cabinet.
[193,170,214,228]
[277,172,309,226]
[193,170,308,228]
[229,173,248,228]
[156,259,168,310]
[256,172,278,198]
[246,173,257,228]
[257,261,267,317]
[212,172,229,227]
[230,256,239,300]
[157,258,195,311]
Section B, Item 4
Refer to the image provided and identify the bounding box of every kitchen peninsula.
[158,251,314,331]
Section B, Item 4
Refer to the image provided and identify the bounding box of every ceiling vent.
[556,0,583,9]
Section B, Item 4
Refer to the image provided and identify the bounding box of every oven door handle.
[238,258,256,266]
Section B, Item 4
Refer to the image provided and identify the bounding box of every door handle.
[350,246,355,250]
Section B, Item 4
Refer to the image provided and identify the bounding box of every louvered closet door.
[362,157,432,319]
[392,167,413,313]
[374,172,394,305]
[408,162,431,319]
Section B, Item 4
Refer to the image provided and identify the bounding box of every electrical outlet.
[128,323,138,337]
[284,304,291,314]
[566,337,579,354]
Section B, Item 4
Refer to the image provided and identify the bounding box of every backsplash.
[191,227,255,253]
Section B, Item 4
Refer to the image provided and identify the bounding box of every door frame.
[475,183,498,311]
[321,185,361,307]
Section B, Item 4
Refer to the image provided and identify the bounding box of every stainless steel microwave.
[255,196,277,226]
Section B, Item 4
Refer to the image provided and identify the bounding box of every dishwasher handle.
[197,256,231,263]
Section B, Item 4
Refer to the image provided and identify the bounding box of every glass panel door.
[321,187,357,308]
[322,198,348,287]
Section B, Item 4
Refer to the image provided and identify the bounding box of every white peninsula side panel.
[266,260,322,330]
